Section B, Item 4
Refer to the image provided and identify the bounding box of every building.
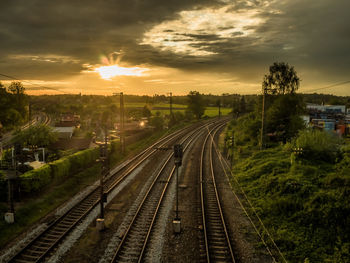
[306,104,348,136]
[53,126,75,139]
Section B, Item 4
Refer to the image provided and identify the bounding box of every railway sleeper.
[61,218,77,224]
[25,248,44,255]
[21,253,41,260]
[210,245,229,251]
[210,225,225,231]
[44,233,60,239]
[35,241,52,247]
[50,229,66,235]
[13,258,34,263]
[29,245,48,251]
[40,236,57,242]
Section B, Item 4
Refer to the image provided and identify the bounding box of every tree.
[8,81,25,95]
[12,124,58,150]
[261,62,304,145]
[149,112,164,131]
[239,96,246,114]
[142,105,152,119]
[187,91,206,119]
[0,81,27,129]
[263,62,300,95]
[266,94,305,143]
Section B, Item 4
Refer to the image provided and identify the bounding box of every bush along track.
[229,143,350,262]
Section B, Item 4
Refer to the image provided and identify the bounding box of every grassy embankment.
[0,121,192,249]
[227,142,350,262]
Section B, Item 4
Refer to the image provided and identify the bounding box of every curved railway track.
[199,124,236,263]
[7,121,216,263]
[110,121,227,263]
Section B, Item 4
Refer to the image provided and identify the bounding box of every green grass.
[205,107,231,117]
[230,146,350,262]
[124,102,186,109]
[123,102,232,117]
[150,106,232,117]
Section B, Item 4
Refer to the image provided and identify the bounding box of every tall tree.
[266,95,305,143]
[261,62,304,144]
[0,81,27,129]
[239,96,246,114]
[187,91,206,119]
[8,81,27,120]
[262,62,300,95]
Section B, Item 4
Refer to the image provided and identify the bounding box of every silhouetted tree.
[187,91,206,119]
[239,96,246,114]
[263,62,300,95]
[0,81,27,129]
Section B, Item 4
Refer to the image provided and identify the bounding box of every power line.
[303,80,350,93]
[0,73,74,95]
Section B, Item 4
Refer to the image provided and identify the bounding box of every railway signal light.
[174,144,183,166]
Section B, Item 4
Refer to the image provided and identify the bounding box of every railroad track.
[110,121,226,263]
[199,124,236,262]
[7,120,216,263]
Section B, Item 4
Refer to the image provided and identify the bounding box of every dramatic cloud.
[141,6,264,56]
[0,0,349,95]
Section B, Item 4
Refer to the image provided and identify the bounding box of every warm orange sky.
[1,0,349,96]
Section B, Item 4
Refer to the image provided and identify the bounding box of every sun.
[95,65,147,80]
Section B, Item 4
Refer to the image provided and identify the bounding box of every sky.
[0,0,349,96]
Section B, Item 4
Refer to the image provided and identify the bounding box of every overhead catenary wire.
[0,73,75,95]
[303,80,350,93]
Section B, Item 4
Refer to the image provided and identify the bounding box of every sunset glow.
[95,65,148,80]
[1,0,350,95]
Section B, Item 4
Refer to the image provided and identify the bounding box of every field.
[124,102,231,117]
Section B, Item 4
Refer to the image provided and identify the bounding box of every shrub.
[149,115,164,131]
[291,129,342,163]
[50,157,71,181]
[67,148,99,174]
[20,164,51,192]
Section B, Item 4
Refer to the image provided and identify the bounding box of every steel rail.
[110,122,212,263]
[137,122,226,262]
[200,122,235,262]
[7,121,210,263]
[209,125,235,262]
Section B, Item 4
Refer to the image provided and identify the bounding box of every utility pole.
[120,92,125,154]
[260,88,266,150]
[173,144,183,234]
[5,144,20,223]
[219,102,221,118]
[168,92,174,126]
[113,92,125,154]
[230,135,234,167]
[28,98,32,127]
[96,132,108,231]
[169,92,173,117]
